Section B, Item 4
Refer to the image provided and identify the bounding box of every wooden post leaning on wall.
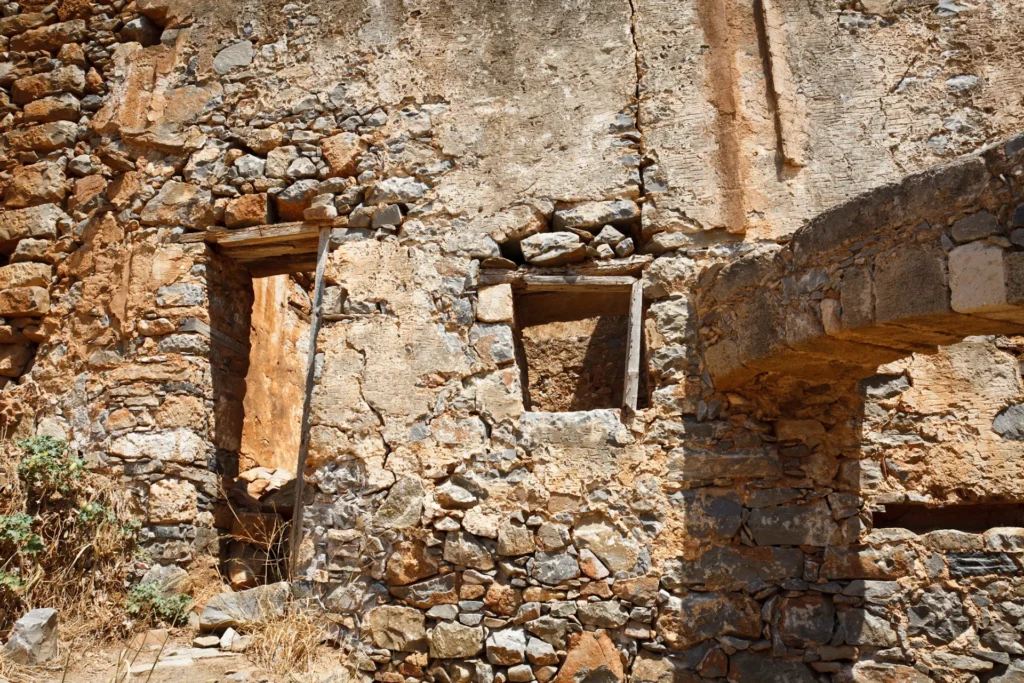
[622,279,642,413]
[288,225,332,580]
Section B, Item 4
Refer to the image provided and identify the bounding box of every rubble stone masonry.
[1,0,1024,681]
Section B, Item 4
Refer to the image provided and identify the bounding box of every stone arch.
[698,132,1024,390]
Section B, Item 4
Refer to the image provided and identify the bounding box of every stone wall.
[2,0,1024,681]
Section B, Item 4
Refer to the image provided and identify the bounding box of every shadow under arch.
[687,131,1024,679]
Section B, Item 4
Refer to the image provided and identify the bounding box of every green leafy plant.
[16,436,84,495]
[78,501,115,525]
[126,582,192,626]
[0,513,42,553]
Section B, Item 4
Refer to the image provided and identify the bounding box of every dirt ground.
[2,634,347,683]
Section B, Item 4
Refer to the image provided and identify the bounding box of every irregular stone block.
[367,177,429,204]
[951,210,1001,243]
[225,193,273,228]
[747,500,837,546]
[821,545,913,580]
[906,586,969,644]
[5,121,79,153]
[486,628,527,665]
[4,160,66,208]
[727,652,818,683]
[667,447,781,481]
[374,477,424,529]
[477,284,514,323]
[947,552,1019,578]
[213,41,255,75]
[0,204,64,244]
[11,66,85,105]
[2,608,58,665]
[444,530,495,571]
[950,242,1007,312]
[834,662,932,683]
[148,478,198,524]
[873,246,949,324]
[658,592,761,651]
[321,132,367,177]
[200,582,290,630]
[663,546,804,589]
[775,594,835,646]
[366,606,427,652]
[531,551,580,585]
[10,19,86,52]
[577,600,628,628]
[553,200,639,231]
[140,180,215,230]
[429,622,484,659]
[520,232,586,266]
[551,631,624,683]
[0,286,50,317]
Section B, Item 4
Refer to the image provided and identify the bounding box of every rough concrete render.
[1,0,1024,679]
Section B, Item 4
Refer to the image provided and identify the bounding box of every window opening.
[510,276,644,413]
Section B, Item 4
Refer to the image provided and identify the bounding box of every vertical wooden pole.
[288,226,331,580]
[623,279,642,412]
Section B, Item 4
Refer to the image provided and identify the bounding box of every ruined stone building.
[2,0,1024,679]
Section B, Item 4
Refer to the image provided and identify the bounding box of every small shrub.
[126,582,192,626]
[16,436,84,496]
[0,512,42,554]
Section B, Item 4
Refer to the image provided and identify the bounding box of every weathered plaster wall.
[1,0,1024,681]
[240,274,309,472]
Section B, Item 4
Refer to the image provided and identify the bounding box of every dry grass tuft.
[244,603,327,677]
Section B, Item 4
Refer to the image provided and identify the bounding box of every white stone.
[477,284,514,323]
[949,241,1006,312]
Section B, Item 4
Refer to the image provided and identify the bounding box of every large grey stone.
[486,628,527,665]
[838,608,897,647]
[947,552,1019,578]
[577,600,629,628]
[657,592,761,651]
[2,608,58,665]
[430,622,484,659]
[775,594,835,646]
[520,232,586,266]
[663,546,804,589]
[375,477,424,529]
[667,447,782,480]
[993,404,1024,440]
[907,586,969,644]
[747,500,837,546]
[531,551,580,585]
[727,652,817,683]
[366,606,427,651]
[367,177,429,204]
[680,491,743,540]
[573,514,640,573]
[524,616,570,648]
[213,41,254,74]
[199,582,290,630]
[444,530,495,571]
[552,200,639,231]
[951,210,1001,243]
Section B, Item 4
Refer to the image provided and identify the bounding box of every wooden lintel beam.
[179,218,346,249]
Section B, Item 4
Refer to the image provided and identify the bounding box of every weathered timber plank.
[288,225,331,579]
[178,218,345,249]
[622,280,643,412]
